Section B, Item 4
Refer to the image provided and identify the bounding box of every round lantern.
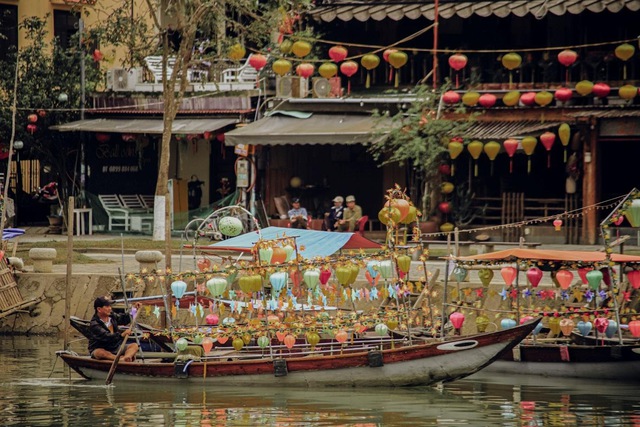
[448,53,467,88]
[271,247,287,264]
[521,136,537,174]
[360,54,380,88]
[559,318,575,336]
[440,222,454,233]
[438,163,451,175]
[554,87,573,103]
[520,91,537,106]
[557,49,578,84]
[503,138,519,173]
[501,52,522,86]
[175,338,189,352]
[205,314,218,325]
[171,280,187,299]
[206,277,227,297]
[443,91,461,104]
[553,218,563,231]
[502,91,521,107]
[384,198,410,221]
[484,141,501,175]
[605,321,618,338]
[441,182,454,194]
[615,43,635,79]
[592,82,610,98]
[328,45,348,62]
[539,132,555,168]
[555,270,573,290]
[279,39,293,54]
[500,266,517,287]
[339,61,358,95]
[388,51,408,88]
[534,91,553,106]
[629,320,640,338]
[438,201,451,214]
[248,53,267,71]
[382,49,398,83]
[218,216,243,236]
[619,85,638,101]
[478,93,497,108]
[501,318,517,330]
[291,41,311,58]
[558,123,571,162]
[467,140,484,176]
[462,91,480,107]
[272,59,292,77]
[378,207,401,226]
[228,43,246,61]
[448,140,464,176]
[318,62,338,79]
[27,114,38,123]
[575,80,594,96]
[296,63,315,79]
[526,267,543,287]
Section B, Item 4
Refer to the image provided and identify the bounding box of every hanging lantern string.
[422,195,625,239]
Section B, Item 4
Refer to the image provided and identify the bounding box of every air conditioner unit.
[276,76,308,99]
[107,68,141,92]
[312,77,342,98]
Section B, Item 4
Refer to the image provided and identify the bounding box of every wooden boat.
[57,318,539,387]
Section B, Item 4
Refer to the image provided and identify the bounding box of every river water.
[1,336,639,426]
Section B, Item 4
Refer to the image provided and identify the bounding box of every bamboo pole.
[64,196,74,350]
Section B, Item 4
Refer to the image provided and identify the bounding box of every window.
[53,10,79,49]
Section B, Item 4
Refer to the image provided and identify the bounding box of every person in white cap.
[323,195,344,231]
[337,195,362,232]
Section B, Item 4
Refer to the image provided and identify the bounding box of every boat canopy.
[453,248,640,264]
[207,227,382,259]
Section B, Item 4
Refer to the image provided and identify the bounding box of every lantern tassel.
[547,153,551,168]
[565,68,569,86]
[395,71,399,88]
[527,158,531,174]
[347,79,351,95]
[509,71,513,88]
[510,159,513,173]
[624,64,627,81]
[451,163,455,177]
[389,67,393,83]
[564,148,567,163]
[456,72,459,89]
[365,72,371,89]
[474,162,478,177]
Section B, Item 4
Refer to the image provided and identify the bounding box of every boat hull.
[59,319,539,387]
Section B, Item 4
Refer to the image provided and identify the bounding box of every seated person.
[287,198,308,229]
[337,195,362,232]
[323,195,344,231]
[88,297,139,362]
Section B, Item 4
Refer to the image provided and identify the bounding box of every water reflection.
[1,336,640,426]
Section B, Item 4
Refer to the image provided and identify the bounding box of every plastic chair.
[354,215,369,236]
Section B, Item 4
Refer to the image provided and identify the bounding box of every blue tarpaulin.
[208,227,381,259]
[2,228,25,240]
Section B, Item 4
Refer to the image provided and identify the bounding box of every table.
[73,208,92,236]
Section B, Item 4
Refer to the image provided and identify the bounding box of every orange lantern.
[272,59,292,77]
[503,138,519,173]
[521,136,537,174]
[448,140,464,176]
[283,334,296,349]
[559,318,575,336]
[318,62,337,79]
[328,45,348,62]
[340,60,358,94]
[388,51,408,88]
[384,198,410,222]
[335,330,348,343]
[484,141,501,176]
[467,140,483,176]
[271,247,287,264]
[360,54,380,88]
[500,266,517,287]
[248,54,267,71]
[555,269,573,289]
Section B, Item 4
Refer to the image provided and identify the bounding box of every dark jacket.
[88,312,131,353]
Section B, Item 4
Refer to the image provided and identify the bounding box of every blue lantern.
[171,280,188,299]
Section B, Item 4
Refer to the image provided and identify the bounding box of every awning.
[225,113,390,146]
[453,248,640,264]
[462,121,563,140]
[207,226,382,259]
[51,118,238,134]
[310,0,639,22]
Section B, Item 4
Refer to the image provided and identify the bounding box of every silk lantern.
[615,43,635,80]
[296,63,315,79]
[388,51,408,88]
[557,49,578,84]
[540,132,555,168]
[484,141,501,176]
[478,93,497,108]
[559,318,575,336]
[228,43,245,61]
[279,39,293,54]
[383,49,397,83]
[586,269,603,290]
[340,60,358,95]
[360,54,380,88]
[578,267,592,285]
[328,45,348,62]
[478,268,494,286]
[619,85,638,101]
[448,53,467,88]
[594,317,609,335]
[520,92,537,106]
[443,91,461,104]
[502,90,521,107]
[291,41,311,58]
[624,199,640,227]
[441,182,454,194]
[627,270,640,289]
[605,321,618,338]
[462,91,480,107]
[501,318,517,329]
[629,320,640,338]
[171,280,187,299]
[272,59,292,77]
[521,136,537,174]
[553,218,563,231]
[526,267,543,287]
[501,52,522,86]
[249,54,267,71]
[575,80,594,96]
[448,140,464,176]
[534,91,553,106]
[449,312,465,333]
[503,138,519,173]
[592,83,610,98]
[467,140,483,176]
[500,266,517,287]
[555,270,573,290]
[318,62,338,79]
[577,320,592,336]
[558,123,571,162]
[554,87,573,103]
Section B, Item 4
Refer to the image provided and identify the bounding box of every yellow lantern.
[483,141,501,176]
[462,91,480,107]
[502,91,521,107]
[521,136,537,174]
[575,80,593,96]
[272,59,292,77]
[388,51,408,88]
[378,207,401,226]
[441,182,454,194]
[360,54,380,88]
[228,43,246,61]
[440,222,454,233]
[279,39,293,54]
[467,140,483,176]
[534,91,553,106]
[400,205,418,224]
[448,140,464,176]
[558,123,571,162]
[615,43,635,79]
[318,62,338,79]
[292,41,312,58]
[501,52,522,86]
[619,85,638,101]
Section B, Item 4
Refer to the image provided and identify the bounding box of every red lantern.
[442,91,460,104]
[216,133,225,142]
[319,268,331,285]
[383,49,397,83]
[27,114,38,123]
[629,320,640,337]
[248,53,268,71]
[26,124,37,134]
[540,132,555,168]
[448,54,467,88]
[284,334,296,349]
[438,164,451,176]
[628,270,640,289]
[554,87,573,103]
[578,267,592,284]
[449,312,465,331]
[594,317,609,334]
[478,93,497,108]
[339,61,358,94]
[335,330,348,343]
[553,218,563,231]
[296,63,315,79]
[92,49,103,62]
[520,92,537,106]
[526,267,543,287]
[557,50,578,84]
[328,46,348,62]
[37,109,46,118]
[503,139,518,173]
[438,202,451,214]
[96,133,111,143]
[500,266,517,287]
[555,270,573,289]
[592,82,611,98]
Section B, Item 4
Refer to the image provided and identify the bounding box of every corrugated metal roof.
[87,109,254,115]
[310,0,640,22]
[51,118,238,134]
[566,109,640,118]
[463,120,563,139]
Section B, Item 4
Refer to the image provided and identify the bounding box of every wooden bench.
[476,240,542,254]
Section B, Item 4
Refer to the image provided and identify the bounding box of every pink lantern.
[248,53,268,71]
[438,201,451,214]
[96,133,111,143]
[520,316,534,325]
[319,268,331,285]
[628,270,640,289]
[448,54,467,88]
[557,50,578,84]
[296,63,315,79]
[629,320,640,337]
[340,61,359,94]
[540,132,556,168]
[578,267,592,284]
[383,49,398,82]
[205,314,219,325]
[449,312,465,331]
[26,124,37,134]
[554,87,573,103]
[500,266,517,287]
[592,82,611,98]
[503,139,519,173]
[328,46,348,63]
[595,317,609,334]
[555,270,574,290]
[526,267,543,288]
[443,91,461,104]
[478,93,497,108]
[553,218,563,231]
[520,92,537,106]
[613,215,625,226]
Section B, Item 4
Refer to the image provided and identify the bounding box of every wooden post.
[64,196,74,350]
[583,119,598,244]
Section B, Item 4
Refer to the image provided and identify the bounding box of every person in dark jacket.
[88,297,139,362]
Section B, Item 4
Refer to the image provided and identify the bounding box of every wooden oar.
[105,308,140,385]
